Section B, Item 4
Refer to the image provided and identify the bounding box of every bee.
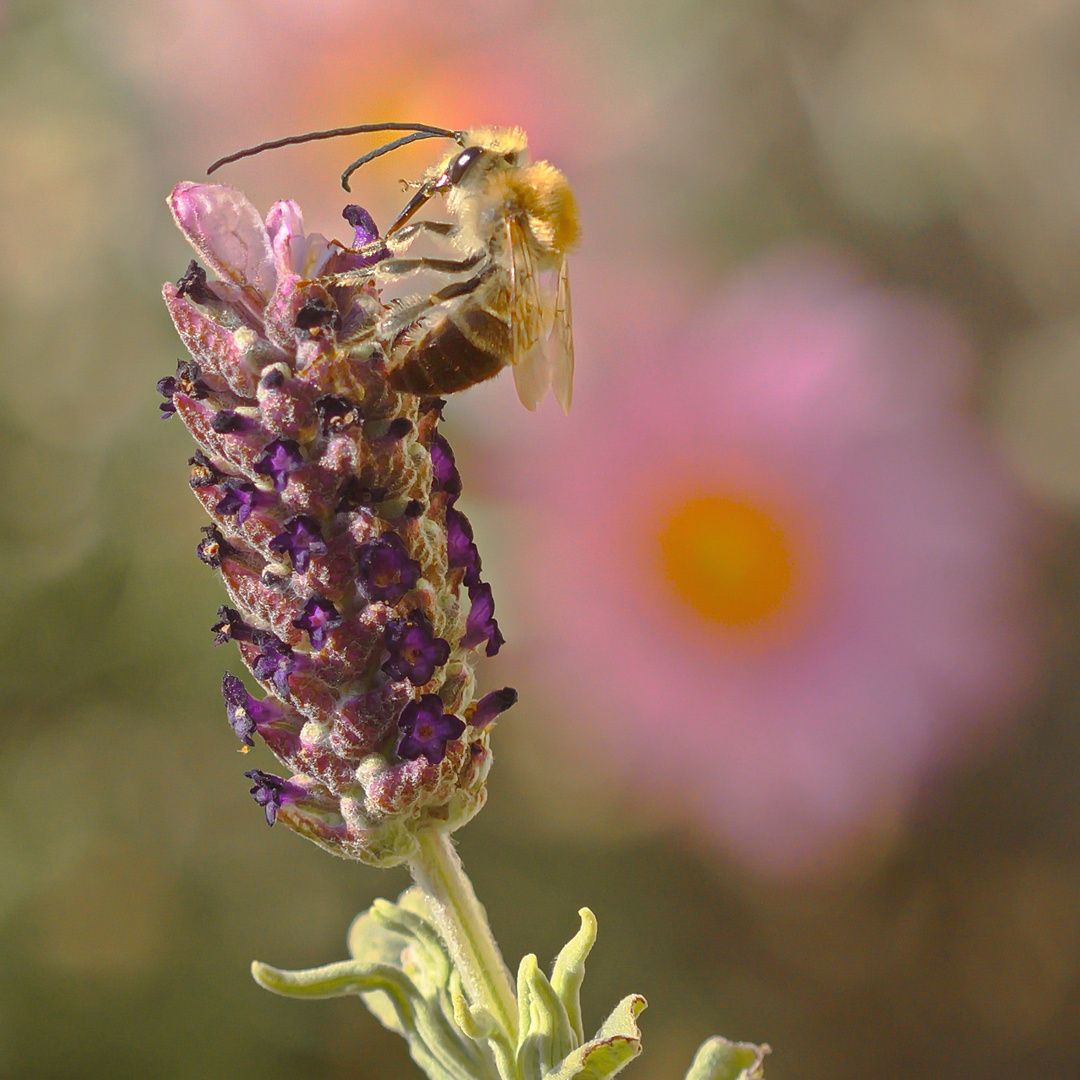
[372,127,578,412]
[208,123,579,411]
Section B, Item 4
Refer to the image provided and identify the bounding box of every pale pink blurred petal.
[501,244,1042,876]
[265,199,306,281]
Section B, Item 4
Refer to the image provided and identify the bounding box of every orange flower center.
[657,494,798,632]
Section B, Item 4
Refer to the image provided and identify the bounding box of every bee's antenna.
[340,131,461,191]
[206,123,463,177]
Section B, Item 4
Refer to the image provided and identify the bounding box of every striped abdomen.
[386,275,512,396]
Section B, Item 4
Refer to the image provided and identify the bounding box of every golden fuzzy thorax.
[509,162,580,254]
[434,127,580,259]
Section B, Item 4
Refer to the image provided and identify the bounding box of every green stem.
[408,828,518,1040]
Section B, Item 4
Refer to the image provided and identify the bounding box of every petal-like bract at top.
[168,182,276,296]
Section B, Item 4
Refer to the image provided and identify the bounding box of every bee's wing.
[507,216,552,411]
[547,256,574,414]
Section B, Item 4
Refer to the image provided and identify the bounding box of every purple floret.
[461,583,504,656]
[196,525,232,568]
[357,534,421,604]
[176,260,215,304]
[292,596,342,649]
[211,409,258,434]
[244,768,303,826]
[222,672,293,748]
[215,481,274,524]
[446,507,482,587]
[343,204,379,245]
[382,611,451,684]
[316,395,360,436]
[157,358,208,418]
[470,687,519,729]
[254,439,304,491]
[157,378,178,418]
[211,605,260,646]
[341,204,388,268]
[221,673,259,746]
[269,515,327,572]
[188,451,221,488]
[430,433,461,504]
[250,633,296,694]
[396,695,466,764]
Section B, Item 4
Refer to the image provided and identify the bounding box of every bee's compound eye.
[449,146,484,185]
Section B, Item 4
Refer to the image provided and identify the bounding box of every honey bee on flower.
[209,122,580,411]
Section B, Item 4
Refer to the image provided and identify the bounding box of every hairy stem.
[408,828,518,1039]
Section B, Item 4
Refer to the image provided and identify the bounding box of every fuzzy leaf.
[683,1036,769,1080]
[258,887,500,1080]
[452,981,494,1040]
[549,908,597,1048]
[542,994,646,1080]
[516,953,575,1079]
[252,957,415,1001]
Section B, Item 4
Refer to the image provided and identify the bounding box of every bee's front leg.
[386,220,455,254]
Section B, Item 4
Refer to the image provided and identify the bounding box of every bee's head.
[433,128,531,193]
[386,128,537,234]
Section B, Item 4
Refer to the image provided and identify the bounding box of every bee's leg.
[378,269,490,337]
[390,220,455,245]
[323,267,377,288]
[377,252,486,281]
[306,238,388,288]
[431,271,489,302]
[385,220,456,256]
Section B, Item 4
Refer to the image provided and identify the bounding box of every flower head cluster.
[162,183,515,865]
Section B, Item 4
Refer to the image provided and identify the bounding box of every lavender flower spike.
[161,182,509,866]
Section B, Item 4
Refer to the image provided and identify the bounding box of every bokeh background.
[3,0,1080,1076]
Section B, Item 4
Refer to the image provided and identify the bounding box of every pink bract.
[169,182,276,296]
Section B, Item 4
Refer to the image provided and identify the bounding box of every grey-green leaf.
[257,888,501,1080]
[251,957,415,1003]
[543,994,646,1080]
[683,1036,770,1080]
[549,908,596,1049]
[516,953,575,1079]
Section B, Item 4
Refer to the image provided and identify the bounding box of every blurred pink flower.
[499,244,1042,876]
